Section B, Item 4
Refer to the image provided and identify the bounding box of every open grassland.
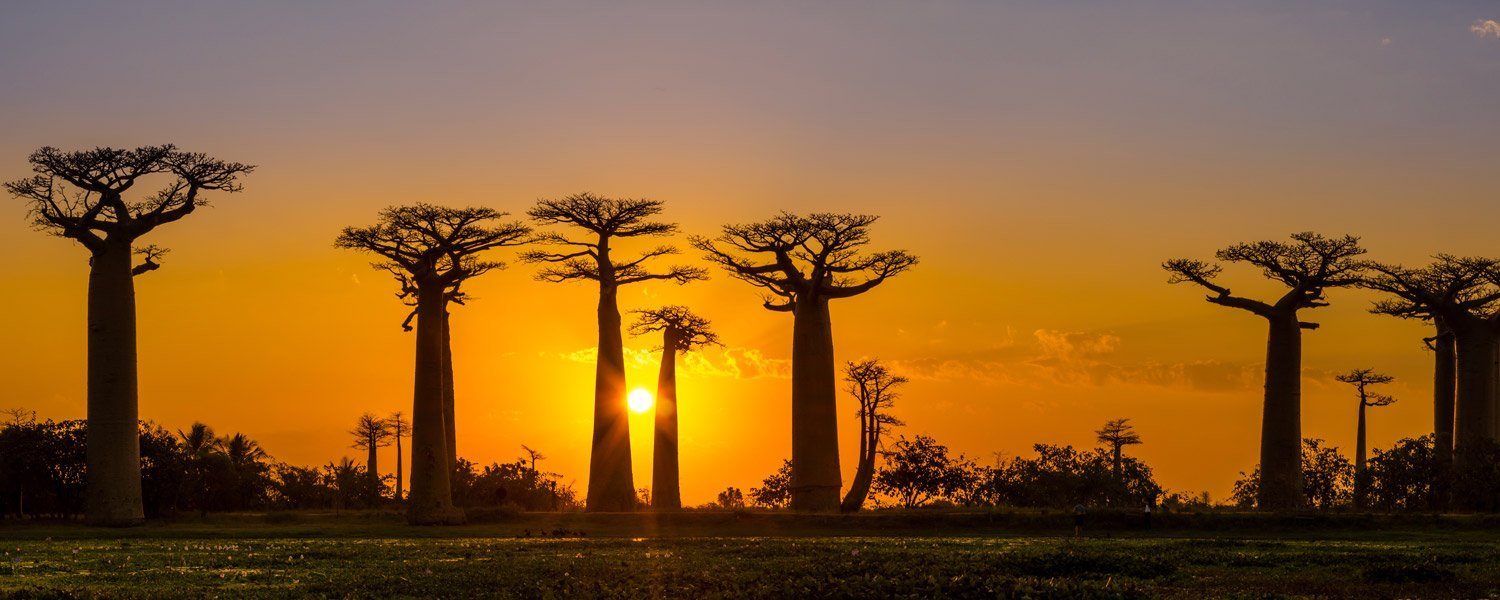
[2,511,1499,598]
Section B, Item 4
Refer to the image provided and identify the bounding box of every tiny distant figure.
[1143,501,1153,530]
[1072,503,1087,538]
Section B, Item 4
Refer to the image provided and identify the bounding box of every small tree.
[337,204,530,525]
[1334,369,1397,509]
[1095,418,1143,484]
[840,359,906,512]
[630,306,719,511]
[524,193,705,512]
[1230,438,1353,510]
[1164,233,1365,510]
[6,145,253,525]
[750,460,793,509]
[715,487,746,510]
[873,435,964,508]
[695,213,917,511]
[351,413,394,502]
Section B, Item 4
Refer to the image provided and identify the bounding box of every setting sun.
[628,388,654,414]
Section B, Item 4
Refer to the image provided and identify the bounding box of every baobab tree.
[388,411,409,501]
[1163,232,1366,511]
[839,359,906,512]
[694,213,918,511]
[629,306,720,511]
[1362,256,1500,466]
[523,193,706,512]
[388,268,474,469]
[1334,369,1397,509]
[4,145,253,526]
[1096,418,1143,482]
[336,204,530,524]
[351,413,393,501]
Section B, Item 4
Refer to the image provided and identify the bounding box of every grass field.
[3,511,1499,598]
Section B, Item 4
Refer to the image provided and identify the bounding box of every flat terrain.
[2,511,1498,598]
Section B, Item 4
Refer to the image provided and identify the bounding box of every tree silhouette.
[629,306,719,511]
[1334,369,1396,509]
[523,193,705,512]
[336,204,530,524]
[387,267,476,470]
[839,359,906,512]
[1164,232,1366,511]
[694,213,917,511]
[388,411,409,502]
[4,145,253,525]
[351,413,393,501]
[1095,418,1143,485]
[1362,256,1500,473]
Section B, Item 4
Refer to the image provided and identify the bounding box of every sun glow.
[628,388,654,413]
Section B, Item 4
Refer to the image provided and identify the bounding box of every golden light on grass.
[628,388,655,414]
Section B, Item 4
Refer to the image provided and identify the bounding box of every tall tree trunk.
[1452,326,1495,451]
[1258,315,1304,511]
[442,309,456,471]
[367,440,380,502]
[407,282,463,524]
[652,333,681,511]
[840,411,876,512]
[1433,327,1456,467]
[395,430,404,502]
[1354,400,1369,509]
[586,284,635,511]
[790,295,841,511]
[85,239,145,526]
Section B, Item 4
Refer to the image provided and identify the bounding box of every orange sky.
[3,2,1500,504]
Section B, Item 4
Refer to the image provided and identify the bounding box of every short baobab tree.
[351,413,394,500]
[694,213,918,511]
[839,359,906,513]
[5,145,253,526]
[336,204,530,524]
[1163,232,1366,511]
[1096,418,1143,483]
[1334,369,1397,509]
[523,193,705,512]
[1362,256,1500,472]
[629,306,720,511]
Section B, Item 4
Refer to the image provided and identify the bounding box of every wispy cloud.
[554,346,790,380]
[1472,19,1500,39]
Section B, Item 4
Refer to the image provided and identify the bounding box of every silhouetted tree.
[1366,435,1441,512]
[1363,257,1499,464]
[839,359,906,512]
[750,460,794,509]
[1164,232,1366,510]
[715,487,746,510]
[1095,418,1143,485]
[695,213,917,511]
[336,204,530,524]
[351,413,393,501]
[1335,369,1397,509]
[5,145,253,525]
[389,411,409,502]
[629,306,719,511]
[523,193,705,512]
[873,435,968,508]
[1230,438,1353,510]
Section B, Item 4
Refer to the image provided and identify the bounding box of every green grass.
[2,511,1499,598]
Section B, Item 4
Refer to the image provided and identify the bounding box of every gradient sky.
[3,1,1499,505]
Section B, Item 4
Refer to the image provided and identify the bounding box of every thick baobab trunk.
[1258,316,1304,511]
[85,239,145,526]
[651,333,681,511]
[441,309,456,471]
[1354,401,1369,509]
[367,441,380,501]
[840,414,876,512]
[407,282,464,525]
[790,295,841,511]
[1433,329,1456,467]
[586,284,635,511]
[1452,327,1495,453]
